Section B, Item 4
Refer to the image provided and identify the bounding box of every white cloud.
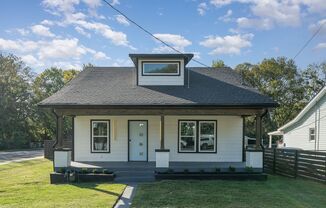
[218,9,232,22]
[115,15,130,26]
[237,17,273,30]
[309,19,326,36]
[315,42,326,50]
[0,38,38,52]
[197,3,208,16]
[152,33,192,53]
[31,25,56,37]
[21,55,44,67]
[299,0,326,14]
[93,51,110,60]
[40,19,54,26]
[42,0,79,14]
[17,28,30,36]
[111,0,120,6]
[75,26,91,38]
[52,61,82,70]
[82,0,101,8]
[199,33,254,55]
[210,0,232,7]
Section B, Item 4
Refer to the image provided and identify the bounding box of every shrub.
[228,166,236,172]
[245,166,253,172]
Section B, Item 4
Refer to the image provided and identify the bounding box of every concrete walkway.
[0,149,44,165]
[114,183,138,208]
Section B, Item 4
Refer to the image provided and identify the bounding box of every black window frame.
[178,120,217,153]
[141,61,181,76]
[90,120,110,153]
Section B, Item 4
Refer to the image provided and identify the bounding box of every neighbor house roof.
[277,86,326,132]
[39,67,278,108]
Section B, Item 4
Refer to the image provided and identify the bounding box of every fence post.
[273,148,276,174]
[294,150,298,178]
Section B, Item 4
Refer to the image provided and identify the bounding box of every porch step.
[114,170,155,177]
[114,175,155,183]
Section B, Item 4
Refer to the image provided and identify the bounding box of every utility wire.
[293,20,326,60]
[102,0,210,68]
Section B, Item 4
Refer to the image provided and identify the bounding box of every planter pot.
[50,172,69,184]
[155,172,267,181]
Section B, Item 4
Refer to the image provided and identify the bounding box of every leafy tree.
[0,54,34,149]
[212,59,226,68]
[32,68,79,141]
[235,57,306,140]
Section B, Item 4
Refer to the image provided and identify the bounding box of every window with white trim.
[179,120,217,153]
[199,121,216,152]
[142,62,179,75]
[179,121,196,152]
[91,120,110,153]
[309,128,315,141]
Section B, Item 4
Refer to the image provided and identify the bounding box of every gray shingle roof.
[39,67,277,107]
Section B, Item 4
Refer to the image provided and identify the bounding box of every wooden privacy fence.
[264,148,326,182]
[44,139,72,160]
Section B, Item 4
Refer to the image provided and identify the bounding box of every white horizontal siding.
[283,95,326,150]
[137,59,185,86]
[74,115,243,162]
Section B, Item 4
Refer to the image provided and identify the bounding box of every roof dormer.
[129,53,193,86]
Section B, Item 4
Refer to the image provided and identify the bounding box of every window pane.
[199,122,215,151]
[93,122,107,136]
[93,137,108,151]
[180,136,195,151]
[143,63,178,74]
[181,122,195,136]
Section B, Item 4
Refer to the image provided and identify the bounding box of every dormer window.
[142,61,180,76]
[129,53,193,86]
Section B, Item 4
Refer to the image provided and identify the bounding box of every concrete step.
[115,176,155,183]
[114,170,154,177]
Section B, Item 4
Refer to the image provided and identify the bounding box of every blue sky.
[0,0,325,73]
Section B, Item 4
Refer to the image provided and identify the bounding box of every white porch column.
[155,115,170,168]
[269,135,272,148]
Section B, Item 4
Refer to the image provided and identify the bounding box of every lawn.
[0,159,126,208]
[132,176,326,208]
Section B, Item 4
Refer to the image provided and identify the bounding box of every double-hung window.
[179,120,217,153]
[91,120,110,153]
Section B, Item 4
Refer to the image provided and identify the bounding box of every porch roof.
[39,67,277,108]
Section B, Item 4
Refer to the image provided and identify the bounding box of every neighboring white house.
[269,86,326,150]
[39,53,277,173]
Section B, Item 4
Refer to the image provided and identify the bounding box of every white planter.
[155,150,170,168]
[54,149,71,168]
[246,150,263,168]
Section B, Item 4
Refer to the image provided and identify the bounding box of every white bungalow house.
[269,86,326,151]
[39,54,277,180]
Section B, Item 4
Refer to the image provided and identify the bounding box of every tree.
[0,54,34,149]
[32,68,79,142]
[212,59,226,68]
[235,57,306,140]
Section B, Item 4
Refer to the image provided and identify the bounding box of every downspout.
[260,109,268,150]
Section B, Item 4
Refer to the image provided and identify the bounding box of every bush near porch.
[0,159,125,208]
[132,176,326,208]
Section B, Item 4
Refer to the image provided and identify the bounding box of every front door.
[128,121,148,161]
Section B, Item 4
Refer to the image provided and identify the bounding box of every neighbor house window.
[91,120,110,153]
[309,128,315,141]
[179,121,196,152]
[142,62,180,75]
[178,120,217,153]
[199,121,216,152]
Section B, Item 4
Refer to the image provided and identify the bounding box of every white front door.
[129,121,147,161]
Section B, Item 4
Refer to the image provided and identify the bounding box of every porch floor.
[70,161,246,171]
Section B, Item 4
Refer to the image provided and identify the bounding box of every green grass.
[132,176,326,208]
[0,159,126,208]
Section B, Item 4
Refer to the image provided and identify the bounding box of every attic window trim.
[141,61,181,76]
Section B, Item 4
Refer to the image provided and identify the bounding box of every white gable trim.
[278,86,326,132]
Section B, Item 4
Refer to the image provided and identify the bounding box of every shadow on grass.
[71,183,121,197]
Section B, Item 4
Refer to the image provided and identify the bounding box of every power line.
[293,20,326,60]
[101,0,210,68]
